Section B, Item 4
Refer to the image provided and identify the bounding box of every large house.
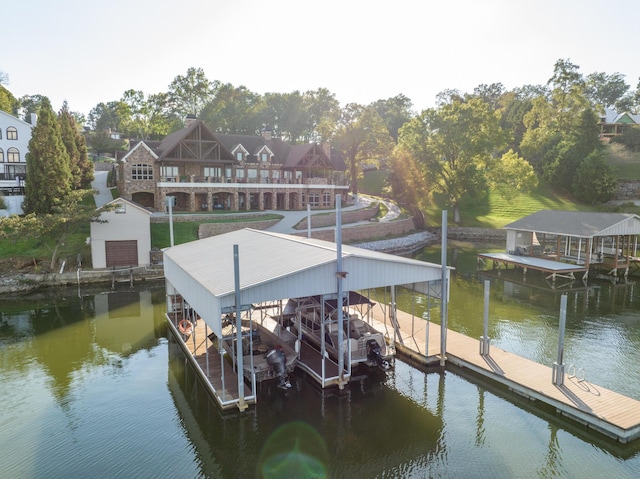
[599,107,640,139]
[0,110,33,195]
[116,118,349,212]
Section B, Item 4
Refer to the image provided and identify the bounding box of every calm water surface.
[0,244,639,478]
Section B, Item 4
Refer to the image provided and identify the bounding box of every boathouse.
[479,210,640,282]
[163,228,448,411]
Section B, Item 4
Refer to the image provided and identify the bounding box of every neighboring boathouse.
[479,210,640,282]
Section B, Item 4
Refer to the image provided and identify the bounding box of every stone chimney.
[185,114,198,128]
[261,125,272,140]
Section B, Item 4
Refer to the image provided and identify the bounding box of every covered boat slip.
[480,211,640,281]
[163,228,448,411]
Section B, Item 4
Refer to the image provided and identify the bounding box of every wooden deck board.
[365,303,640,442]
[167,312,253,408]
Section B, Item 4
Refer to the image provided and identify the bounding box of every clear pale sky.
[3,0,639,117]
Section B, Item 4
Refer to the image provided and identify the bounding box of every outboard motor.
[366,339,390,370]
[266,345,291,389]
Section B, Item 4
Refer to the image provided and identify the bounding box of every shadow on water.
[168,336,444,478]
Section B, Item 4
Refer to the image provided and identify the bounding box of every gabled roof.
[163,228,446,337]
[103,197,153,215]
[156,120,234,162]
[601,108,640,125]
[0,110,33,128]
[119,141,159,162]
[505,210,640,238]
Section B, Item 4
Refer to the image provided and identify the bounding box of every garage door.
[105,240,138,267]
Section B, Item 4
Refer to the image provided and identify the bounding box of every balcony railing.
[162,175,348,186]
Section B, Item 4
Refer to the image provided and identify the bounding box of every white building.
[0,111,34,212]
[90,197,152,269]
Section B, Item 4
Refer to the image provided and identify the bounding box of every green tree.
[59,102,94,189]
[399,97,510,223]
[1,190,107,271]
[584,72,629,108]
[371,94,414,142]
[333,104,395,197]
[0,82,19,114]
[168,67,217,118]
[200,83,264,135]
[572,151,616,204]
[23,98,72,214]
[19,94,49,124]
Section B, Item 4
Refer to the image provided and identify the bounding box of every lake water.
[1,244,640,478]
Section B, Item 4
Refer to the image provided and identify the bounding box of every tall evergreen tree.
[23,98,72,214]
[58,102,94,189]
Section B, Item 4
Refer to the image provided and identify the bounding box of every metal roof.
[163,228,446,337]
[504,210,640,238]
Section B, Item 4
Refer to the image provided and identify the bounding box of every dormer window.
[261,152,268,162]
[236,151,243,162]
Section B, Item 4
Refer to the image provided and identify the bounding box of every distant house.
[115,117,349,212]
[599,108,640,139]
[90,197,152,269]
[0,110,34,194]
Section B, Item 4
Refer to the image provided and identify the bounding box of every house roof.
[601,108,640,125]
[505,210,640,238]
[163,228,447,337]
[104,197,153,215]
[0,110,33,129]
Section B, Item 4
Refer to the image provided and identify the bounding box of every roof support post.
[440,210,449,367]
[233,244,247,411]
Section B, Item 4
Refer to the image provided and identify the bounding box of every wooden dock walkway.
[166,312,254,410]
[366,303,640,444]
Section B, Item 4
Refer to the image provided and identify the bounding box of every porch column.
[258,191,264,211]
[207,191,213,211]
[189,192,195,212]
[233,192,239,211]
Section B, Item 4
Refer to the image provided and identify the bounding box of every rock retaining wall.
[295,205,379,229]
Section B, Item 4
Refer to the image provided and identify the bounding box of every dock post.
[440,210,448,367]
[479,280,491,356]
[552,294,568,385]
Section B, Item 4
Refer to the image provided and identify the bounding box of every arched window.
[0,148,4,162]
[0,128,3,139]
[7,148,19,162]
[7,127,17,140]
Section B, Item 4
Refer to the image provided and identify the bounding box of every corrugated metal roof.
[164,228,446,337]
[505,210,640,238]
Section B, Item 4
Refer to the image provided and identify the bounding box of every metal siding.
[163,229,446,338]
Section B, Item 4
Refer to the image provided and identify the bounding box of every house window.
[0,148,3,162]
[323,192,331,207]
[161,166,178,182]
[236,168,245,180]
[7,148,19,162]
[6,127,17,140]
[247,168,257,179]
[115,203,126,214]
[0,129,2,139]
[261,152,268,162]
[308,193,320,207]
[204,167,222,181]
[132,163,153,180]
[236,151,243,162]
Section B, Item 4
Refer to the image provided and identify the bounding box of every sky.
[3,0,640,118]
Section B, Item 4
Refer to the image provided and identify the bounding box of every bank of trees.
[1,95,98,270]
[3,60,640,229]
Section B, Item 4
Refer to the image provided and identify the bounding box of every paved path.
[92,170,112,207]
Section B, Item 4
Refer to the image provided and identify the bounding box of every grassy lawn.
[359,169,389,195]
[151,214,283,248]
[607,143,640,179]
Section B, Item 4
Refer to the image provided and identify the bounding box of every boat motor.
[366,339,390,370]
[266,345,291,389]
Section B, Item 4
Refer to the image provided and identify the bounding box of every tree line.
[2,59,640,227]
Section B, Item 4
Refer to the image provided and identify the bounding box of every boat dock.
[365,303,640,444]
[167,310,256,411]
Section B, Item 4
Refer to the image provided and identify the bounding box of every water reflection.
[168,337,444,478]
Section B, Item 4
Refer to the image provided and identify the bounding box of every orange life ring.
[178,319,193,335]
